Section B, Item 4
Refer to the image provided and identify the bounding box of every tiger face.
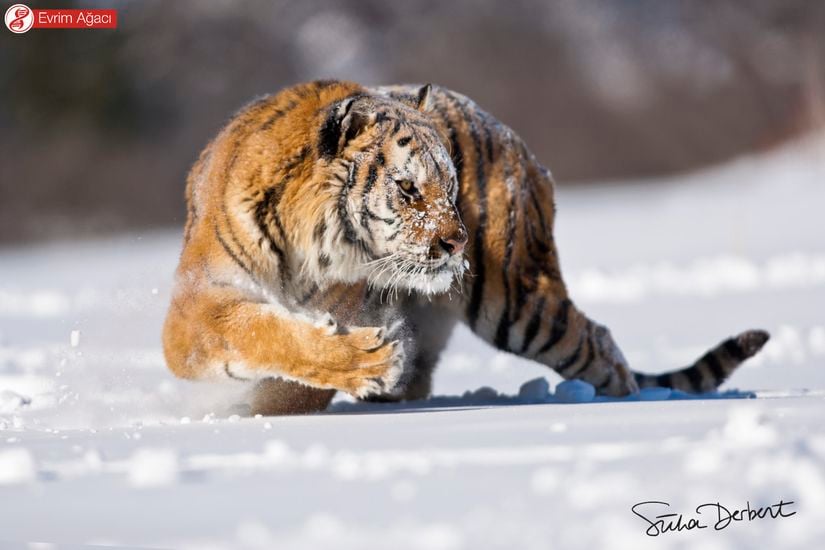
[315,85,468,296]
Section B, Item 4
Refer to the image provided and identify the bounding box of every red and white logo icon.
[5,4,34,34]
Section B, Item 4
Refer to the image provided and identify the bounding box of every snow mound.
[0,448,36,485]
[127,448,179,488]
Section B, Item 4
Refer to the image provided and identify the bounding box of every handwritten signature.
[632,500,796,536]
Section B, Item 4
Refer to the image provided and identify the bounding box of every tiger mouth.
[364,253,465,296]
[401,255,463,275]
[403,263,450,275]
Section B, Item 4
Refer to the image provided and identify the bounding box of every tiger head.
[312,84,468,296]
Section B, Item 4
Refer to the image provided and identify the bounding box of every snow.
[0,447,36,485]
[127,448,180,488]
[517,377,550,402]
[1,133,824,548]
[554,380,597,403]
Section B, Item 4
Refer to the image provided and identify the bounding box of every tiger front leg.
[162,288,406,399]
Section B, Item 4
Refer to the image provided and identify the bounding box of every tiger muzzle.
[437,224,468,257]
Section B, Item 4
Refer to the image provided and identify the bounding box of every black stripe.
[311,79,339,90]
[255,145,309,266]
[537,299,572,354]
[339,162,360,243]
[595,370,613,391]
[319,106,342,159]
[214,223,255,280]
[385,186,398,213]
[360,163,379,229]
[520,297,546,353]
[703,351,727,385]
[318,98,358,159]
[525,186,556,274]
[520,183,542,263]
[258,100,298,132]
[528,184,550,239]
[183,209,195,244]
[314,219,327,243]
[432,104,464,208]
[338,161,372,256]
[431,153,444,179]
[511,273,529,327]
[722,338,747,361]
[684,365,705,393]
[365,207,395,225]
[561,329,595,378]
[493,161,518,350]
[220,199,257,269]
[493,315,511,351]
[224,363,251,381]
[466,238,487,330]
[460,100,489,329]
[524,217,561,281]
[386,91,417,104]
[299,284,319,305]
[524,223,545,265]
[219,134,261,275]
[362,221,376,245]
[508,166,530,327]
[284,145,310,173]
[254,187,287,266]
[404,118,444,132]
[554,333,586,376]
[482,118,494,162]
[403,147,417,172]
[240,95,272,116]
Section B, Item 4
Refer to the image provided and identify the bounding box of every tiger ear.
[319,97,376,159]
[340,104,375,146]
[416,84,433,112]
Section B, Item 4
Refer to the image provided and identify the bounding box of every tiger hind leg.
[249,378,337,416]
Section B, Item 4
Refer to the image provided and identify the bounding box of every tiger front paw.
[314,323,406,398]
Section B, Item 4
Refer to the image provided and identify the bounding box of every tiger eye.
[398,179,415,193]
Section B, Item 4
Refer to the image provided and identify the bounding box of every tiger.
[162,79,770,415]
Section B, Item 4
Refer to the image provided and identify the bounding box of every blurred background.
[1,0,824,244]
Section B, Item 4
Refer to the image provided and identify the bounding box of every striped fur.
[163,80,769,414]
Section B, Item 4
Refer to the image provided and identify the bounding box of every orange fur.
[164,81,405,400]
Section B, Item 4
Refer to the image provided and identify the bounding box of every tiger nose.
[439,230,468,256]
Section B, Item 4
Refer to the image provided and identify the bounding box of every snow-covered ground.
[1,134,824,549]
